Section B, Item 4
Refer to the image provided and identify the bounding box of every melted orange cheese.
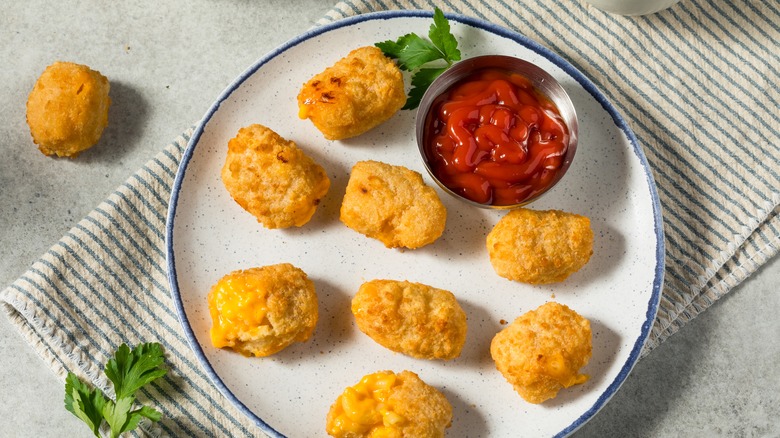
[208,272,270,349]
[539,351,589,388]
[298,105,310,119]
[327,371,405,437]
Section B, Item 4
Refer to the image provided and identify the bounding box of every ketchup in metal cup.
[424,68,570,206]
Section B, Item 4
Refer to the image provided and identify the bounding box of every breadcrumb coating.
[340,160,446,249]
[26,61,110,157]
[352,280,467,360]
[486,208,593,284]
[491,302,592,404]
[221,124,330,229]
[298,46,406,140]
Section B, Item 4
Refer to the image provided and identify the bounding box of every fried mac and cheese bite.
[297,46,406,140]
[208,264,318,357]
[221,124,330,229]
[340,160,447,249]
[352,280,467,360]
[486,208,593,284]
[326,370,452,438]
[491,302,592,404]
[26,61,111,157]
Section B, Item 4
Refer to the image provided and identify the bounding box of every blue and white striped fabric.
[1,1,777,436]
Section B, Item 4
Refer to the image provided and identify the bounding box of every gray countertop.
[2,1,778,436]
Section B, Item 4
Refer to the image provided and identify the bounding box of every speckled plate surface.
[167,10,664,438]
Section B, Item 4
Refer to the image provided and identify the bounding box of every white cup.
[584,0,681,15]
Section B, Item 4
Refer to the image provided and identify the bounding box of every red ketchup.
[424,68,569,206]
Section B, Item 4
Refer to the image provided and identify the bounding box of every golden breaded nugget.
[298,46,406,140]
[340,160,446,249]
[221,124,330,229]
[491,302,592,404]
[26,61,110,157]
[326,370,452,438]
[486,208,593,284]
[352,280,467,360]
[208,263,318,357]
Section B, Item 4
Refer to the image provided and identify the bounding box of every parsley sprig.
[65,343,167,438]
[376,8,461,110]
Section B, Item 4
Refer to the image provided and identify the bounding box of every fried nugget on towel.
[486,208,593,284]
[352,280,467,360]
[298,46,406,140]
[491,302,592,404]
[221,124,330,229]
[208,263,318,357]
[340,160,446,249]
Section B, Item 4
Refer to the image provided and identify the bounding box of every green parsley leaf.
[395,34,445,71]
[122,406,163,435]
[65,343,167,437]
[65,372,108,437]
[102,397,162,438]
[103,397,133,438]
[404,67,448,110]
[377,34,444,71]
[105,342,167,400]
[375,37,407,60]
[429,8,461,63]
[375,7,461,109]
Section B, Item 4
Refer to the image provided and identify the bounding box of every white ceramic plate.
[167,10,664,438]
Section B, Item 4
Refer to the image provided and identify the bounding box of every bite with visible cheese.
[326,370,452,438]
[208,263,318,357]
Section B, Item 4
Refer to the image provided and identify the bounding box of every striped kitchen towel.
[1,1,778,436]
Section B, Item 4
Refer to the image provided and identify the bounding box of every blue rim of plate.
[166,9,665,438]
